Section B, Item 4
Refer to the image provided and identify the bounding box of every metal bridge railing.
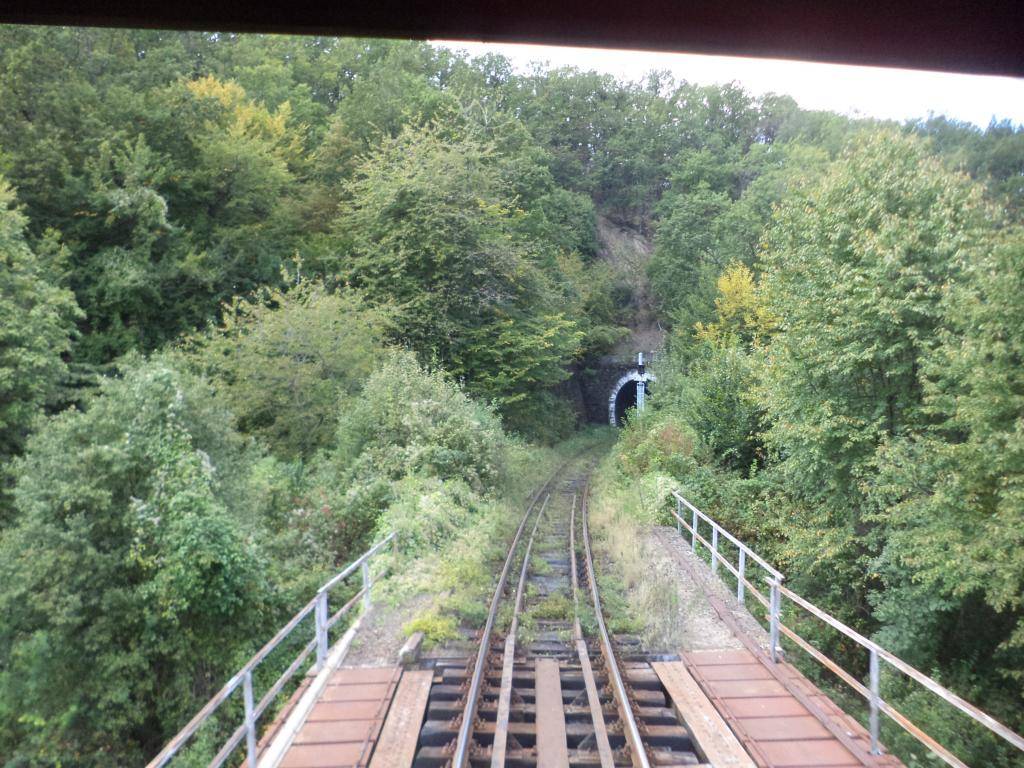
[668,490,1024,768]
[145,532,397,768]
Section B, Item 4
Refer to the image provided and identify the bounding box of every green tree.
[184,276,385,459]
[648,183,732,329]
[0,179,81,520]
[0,359,273,765]
[865,231,1024,755]
[758,130,991,622]
[333,125,583,427]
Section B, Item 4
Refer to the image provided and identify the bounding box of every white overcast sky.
[434,41,1024,129]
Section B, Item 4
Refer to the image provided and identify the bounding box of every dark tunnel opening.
[613,379,639,426]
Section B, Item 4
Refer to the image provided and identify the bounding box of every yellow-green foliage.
[403,612,460,647]
[694,262,776,348]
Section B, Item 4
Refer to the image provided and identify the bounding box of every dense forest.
[0,25,1022,766]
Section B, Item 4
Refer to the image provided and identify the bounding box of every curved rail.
[569,493,616,768]
[580,481,652,768]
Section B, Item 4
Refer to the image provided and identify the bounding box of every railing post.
[768,577,781,663]
[315,590,328,671]
[869,647,881,754]
[243,669,257,767]
[711,526,719,574]
[361,559,372,610]
[691,507,698,552]
[675,497,682,534]
[737,549,746,602]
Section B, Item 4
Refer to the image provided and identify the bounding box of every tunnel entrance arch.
[608,370,654,426]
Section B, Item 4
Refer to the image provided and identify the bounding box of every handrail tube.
[209,724,246,768]
[671,491,782,579]
[318,533,395,594]
[146,534,396,768]
[778,583,1024,753]
[149,591,321,766]
[777,623,869,698]
[255,637,317,720]
[779,618,970,768]
[669,486,1024,764]
[669,503,780,582]
[778,584,878,651]
[671,509,769,608]
[326,588,366,630]
[245,597,318,675]
[879,700,969,768]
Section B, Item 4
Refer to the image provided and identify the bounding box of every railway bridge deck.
[147,453,1023,768]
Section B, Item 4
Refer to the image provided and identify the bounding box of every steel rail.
[491,494,550,768]
[568,492,616,768]
[580,486,652,768]
[452,468,563,768]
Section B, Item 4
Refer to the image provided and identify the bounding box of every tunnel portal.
[607,370,652,427]
[576,355,657,426]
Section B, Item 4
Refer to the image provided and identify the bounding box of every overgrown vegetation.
[611,131,1024,766]
[385,429,611,646]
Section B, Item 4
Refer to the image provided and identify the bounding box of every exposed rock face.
[562,217,664,426]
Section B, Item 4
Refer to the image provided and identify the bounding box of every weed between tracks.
[531,592,573,620]
[391,428,614,647]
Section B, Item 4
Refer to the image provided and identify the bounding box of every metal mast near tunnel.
[636,352,646,413]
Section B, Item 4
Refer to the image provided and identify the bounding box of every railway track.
[412,459,703,768]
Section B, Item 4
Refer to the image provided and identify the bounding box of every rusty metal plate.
[758,739,860,767]
[279,666,399,768]
[686,649,759,666]
[330,667,402,685]
[279,741,368,768]
[697,664,773,682]
[705,679,789,699]
[307,701,388,721]
[721,697,808,718]
[293,720,378,745]
[321,683,393,702]
[736,715,832,742]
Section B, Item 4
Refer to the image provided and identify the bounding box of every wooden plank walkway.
[683,649,904,768]
[535,658,570,768]
[368,670,434,768]
[277,666,401,768]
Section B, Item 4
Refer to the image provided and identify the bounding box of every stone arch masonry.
[577,355,649,426]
